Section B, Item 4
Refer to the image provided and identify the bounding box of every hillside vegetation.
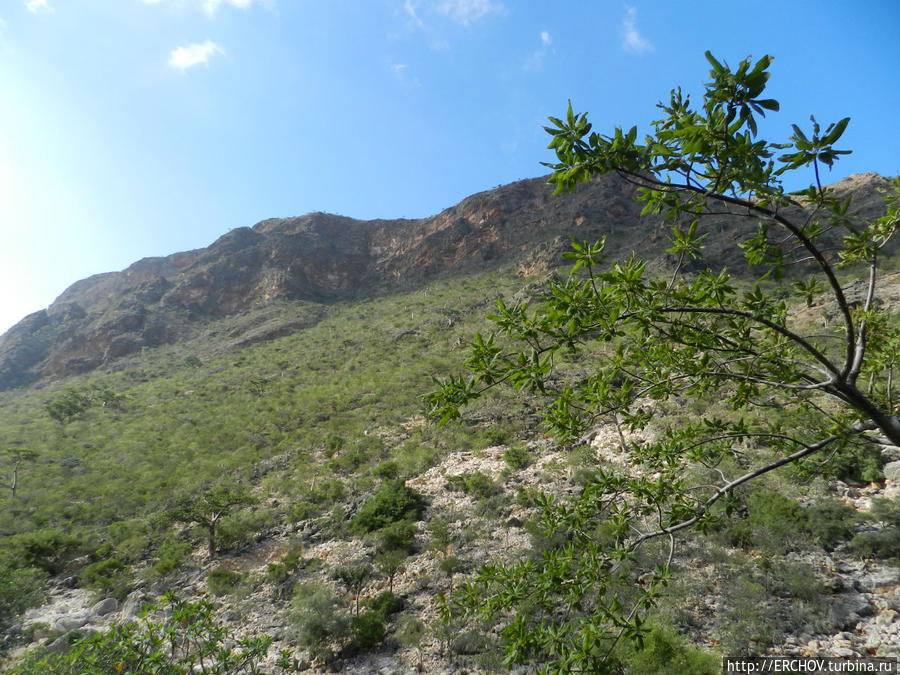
[1,48,898,670]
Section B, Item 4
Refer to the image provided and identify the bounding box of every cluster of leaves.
[427,52,899,672]
[45,384,127,424]
[350,481,426,534]
[10,593,275,674]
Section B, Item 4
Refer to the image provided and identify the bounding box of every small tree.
[375,549,405,594]
[426,516,452,559]
[427,52,899,672]
[171,485,256,558]
[0,448,37,498]
[334,563,371,617]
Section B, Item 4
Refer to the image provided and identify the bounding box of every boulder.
[52,611,90,633]
[882,461,900,482]
[829,593,874,630]
[91,597,119,617]
[121,590,146,620]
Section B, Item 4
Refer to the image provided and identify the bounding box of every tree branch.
[631,419,877,546]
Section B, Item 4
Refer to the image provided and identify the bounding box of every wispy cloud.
[436,0,504,26]
[25,0,53,14]
[391,62,423,87]
[524,30,552,71]
[168,39,225,70]
[141,0,260,14]
[403,0,424,29]
[202,0,254,15]
[621,6,651,54]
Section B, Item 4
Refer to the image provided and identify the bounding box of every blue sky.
[1,1,898,334]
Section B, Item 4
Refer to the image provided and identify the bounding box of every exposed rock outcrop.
[0,172,893,390]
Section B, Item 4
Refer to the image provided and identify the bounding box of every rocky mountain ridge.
[0,172,892,390]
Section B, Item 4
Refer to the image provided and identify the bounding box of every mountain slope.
[0,172,893,390]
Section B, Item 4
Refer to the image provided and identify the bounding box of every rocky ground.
[10,425,900,672]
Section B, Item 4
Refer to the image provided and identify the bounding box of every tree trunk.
[208,524,217,558]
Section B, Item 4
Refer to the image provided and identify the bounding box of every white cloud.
[621,6,651,54]
[436,0,504,26]
[140,0,259,13]
[203,0,253,14]
[524,30,552,71]
[25,0,53,14]
[168,39,225,70]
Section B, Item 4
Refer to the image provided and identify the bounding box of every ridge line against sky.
[1,1,898,334]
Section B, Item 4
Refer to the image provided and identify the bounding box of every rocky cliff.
[0,172,892,390]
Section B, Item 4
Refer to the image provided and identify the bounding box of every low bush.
[365,590,403,619]
[290,500,317,521]
[79,558,127,596]
[151,535,193,577]
[291,581,349,664]
[445,472,501,500]
[351,481,426,534]
[2,529,81,575]
[850,530,900,560]
[726,490,807,554]
[376,520,417,553]
[0,565,46,642]
[503,444,532,471]
[206,566,242,596]
[217,507,276,552]
[804,500,860,550]
[350,610,386,650]
[616,623,719,674]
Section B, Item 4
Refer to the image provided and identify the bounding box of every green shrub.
[824,445,884,483]
[217,507,276,552]
[290,500,318,521]
[804,500,860,550]
[365,590,403,619]
[2,529,81,574]
[79,558,126,594]
[350,610,386,650]
[484,425,509,445]
[617,623,718,674]
[151,536,192,577]
[291,582,349,664]
[309,478,345,505]
[727,490,807,554]
[772,560,821,601]
[206,566,242,596]
[850,530,900,560]
[376,520,417,553]
[351,481,426,534]
[0,564,46,637]
[266,551,301,584]
[445,471,501,500]
[503,444,532,471]
[373,460,400,481]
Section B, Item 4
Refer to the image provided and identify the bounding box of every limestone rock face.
[0,172,893,390]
